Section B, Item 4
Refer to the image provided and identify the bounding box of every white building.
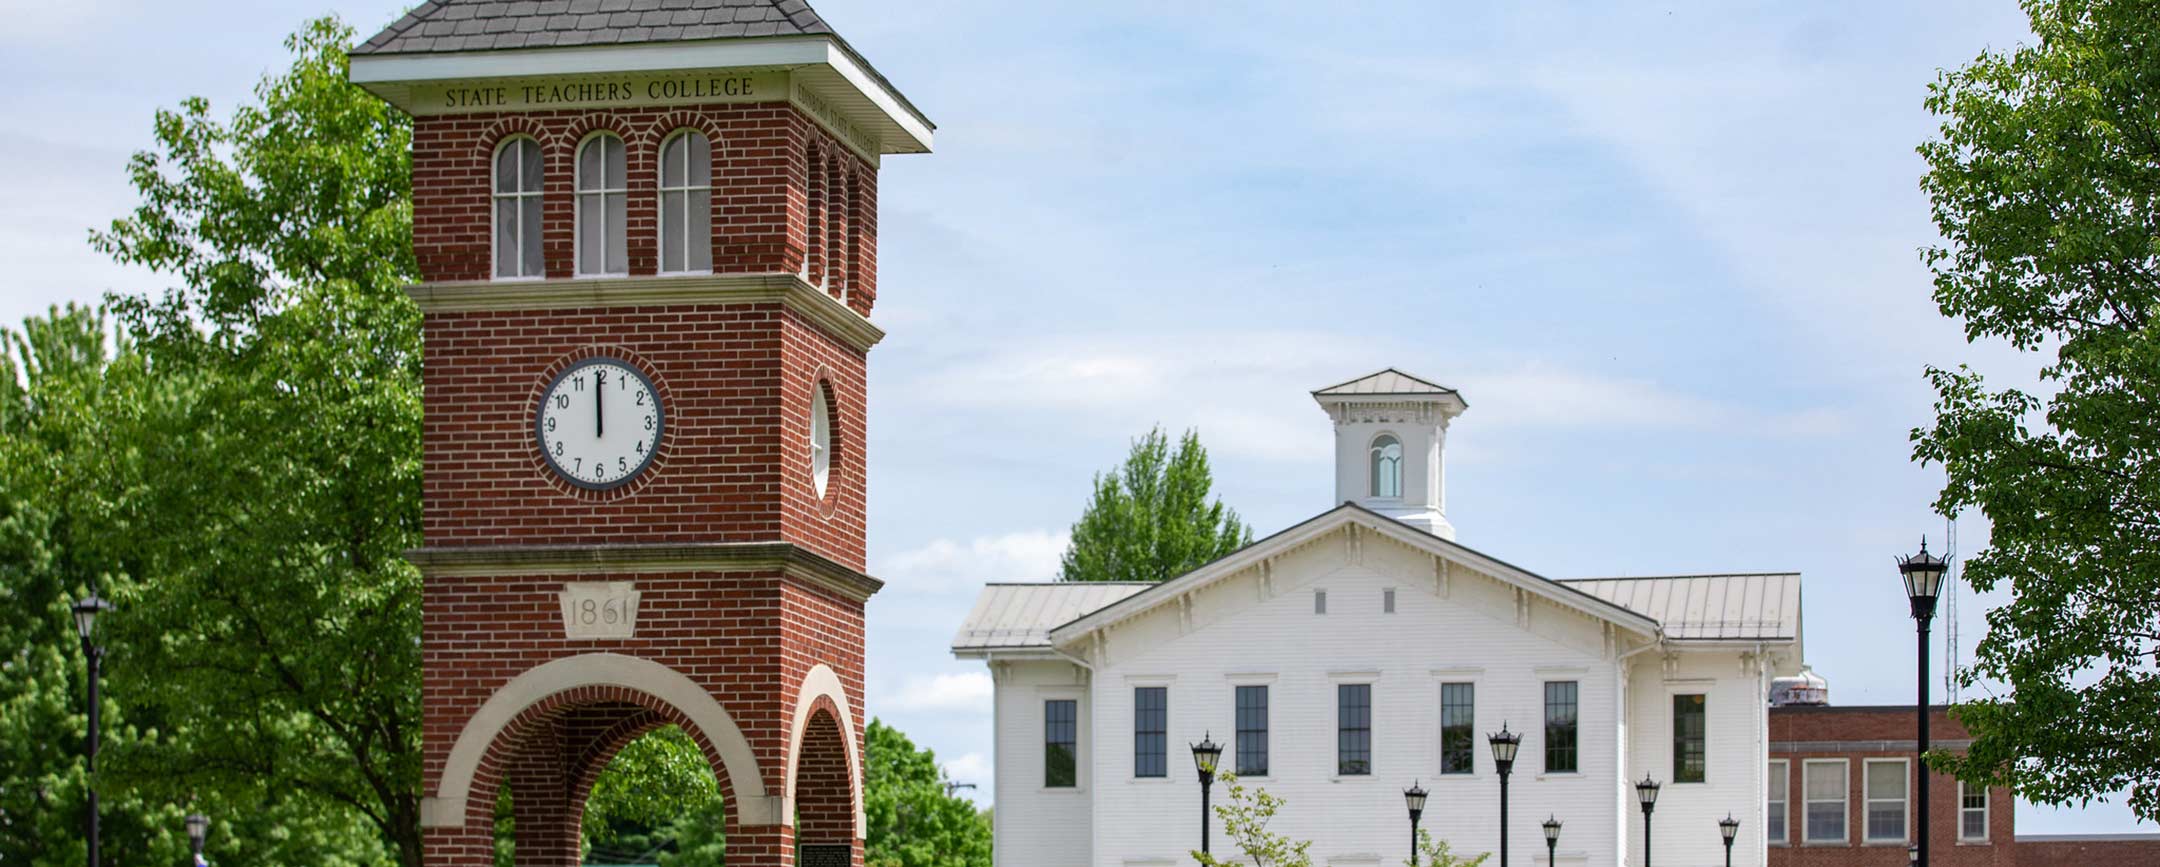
[951,369,1805,867]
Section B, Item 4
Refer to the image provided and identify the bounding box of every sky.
[0,0,2149,837]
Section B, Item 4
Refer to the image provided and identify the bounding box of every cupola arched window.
[575,132,627,276]
[492,137,544,279]
[657,130,712,274]
[810,383,833,498]
[1370,434,1402,499]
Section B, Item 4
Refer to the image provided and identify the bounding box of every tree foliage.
[1061,427,1253,583]
[862,719,991,867]
[1189,774,1311,867]
[1913,0,2160,821]
[1403,829,1488,867]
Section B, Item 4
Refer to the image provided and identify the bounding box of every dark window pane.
[1235,685,1268,776]
[1441,683,1474,774]
[1673,694,1706,783]
[1545,681,1578,773]
[1045,700,1077,788]
[1134,687,1167,778]
[1337,684,1371,776]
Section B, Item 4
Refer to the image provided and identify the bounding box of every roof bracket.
[1514,586,1531,629]
[1434,555,1451,599]
[1178,593,1194,635]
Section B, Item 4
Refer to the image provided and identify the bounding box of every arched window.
[825,159,847,298]
[803,144,824,283]
[575,132,627,276]
[492,137,544,278]
[658,131,712,274]
[809,383,832,498]
[1370,434,1402,499]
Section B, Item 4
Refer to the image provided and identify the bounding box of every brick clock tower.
[349,4,930,865]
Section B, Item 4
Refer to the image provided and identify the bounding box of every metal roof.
[1311,368,1461,398]
[950,582,1154,654]
[1559,572,1801,641]
[355,0,831,55]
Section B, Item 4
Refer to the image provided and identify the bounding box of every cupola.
[1313,368,1467,539]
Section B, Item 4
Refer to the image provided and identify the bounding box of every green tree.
[1913,0,2160,821]
[862,719,991,867]
[1060,427,1253,583]
[1403,829,1489,867]
[1189,774,1310,867]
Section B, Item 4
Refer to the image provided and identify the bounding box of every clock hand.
[596,371,604,438]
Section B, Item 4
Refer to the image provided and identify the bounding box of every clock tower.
[349,3,931,864]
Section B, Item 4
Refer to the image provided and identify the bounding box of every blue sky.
[2,0,2148,836]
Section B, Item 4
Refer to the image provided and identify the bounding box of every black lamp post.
[1191,733,1223,856]
[1404,781,1428,865]
[1542,816,1561,866]
[1488,723,1520,867]
[1718,814,1739,867]
[1634,775,1661,867]
[1899,538,1948,867]
[71,594,113,867]
[185,813,210,866]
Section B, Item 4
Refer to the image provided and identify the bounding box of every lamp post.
[1191,733,1223,856]
[1488,723,1520,867]
[1404,781,1428,865]
[1718,814,1739,867]
[1542,816,1561,867]
[185,813,210,866]
[1634,775,1661,867]
[1900,538,1948,867]
[71,595,113,867]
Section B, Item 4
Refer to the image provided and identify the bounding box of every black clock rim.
[535,356,665,491]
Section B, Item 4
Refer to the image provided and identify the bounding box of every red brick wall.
[418,303,867,571]
[1770,707,2014,867]
[411,103,879,316]
[2019,838,2160,867]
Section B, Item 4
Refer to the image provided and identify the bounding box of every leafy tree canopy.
[1914,0,2160,821]
[1060,427,1253,583]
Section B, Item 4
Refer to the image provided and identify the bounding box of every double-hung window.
[1804,760,1849,843]
[575,132,628,276]
[1337,684,1372,776]
[1544,681,1578,773]
[1767,760,1790,845]
[1960,780,1989,841]
[1672,694,1707,783]
[1133,687,1167,778]
[492,137,544,278]
[1440,683,1474,774]
[1044,699,1077,788]
[1865,759,1909,843]
[1235,685,1269,776]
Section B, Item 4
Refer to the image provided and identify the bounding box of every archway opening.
[579,724,726,866]
[792,708,856,863]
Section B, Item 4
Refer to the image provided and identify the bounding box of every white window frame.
[1767,759,1790,846]
[1369,432,1403,499]
[1432,670,1483,778]
[1959,779,1990,842]
[809,383,831,498]
[1034,685,1086,794]
[491,136,545,281]
[1802,759,1850,845]
[655,129,713,275]
[1226,674,1276,780]
[573,131,629,277]
[1863,758,1910,844]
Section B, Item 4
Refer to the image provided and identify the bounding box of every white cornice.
[406,541,883,603]
[404,272,884,352]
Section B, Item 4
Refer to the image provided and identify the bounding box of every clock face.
[535,358,664,490]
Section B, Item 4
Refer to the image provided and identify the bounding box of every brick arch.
[425,653,777,830]
[791,707,856,853]
[472,115,553,160]
[785,663,865,836]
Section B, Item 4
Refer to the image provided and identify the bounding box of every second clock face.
[536,358,664,490]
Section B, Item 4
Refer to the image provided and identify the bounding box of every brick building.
[345,2,933,865]
[1769,704,2160,867]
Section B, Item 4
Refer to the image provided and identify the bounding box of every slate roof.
[354,0,833,55]
[1312,368,1462,399]
[950,582,1155,654]
[1560,572,1802,641]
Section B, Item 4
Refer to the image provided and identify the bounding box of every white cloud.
[941,752,994,803]
[879,530,1070,594]
[882,672,995,714]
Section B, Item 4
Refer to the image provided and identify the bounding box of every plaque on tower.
[798,845,851,867]
[559,582,641,639]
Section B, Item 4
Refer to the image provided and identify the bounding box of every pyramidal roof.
[1312,368,1463,399]
[355,0,833,55]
